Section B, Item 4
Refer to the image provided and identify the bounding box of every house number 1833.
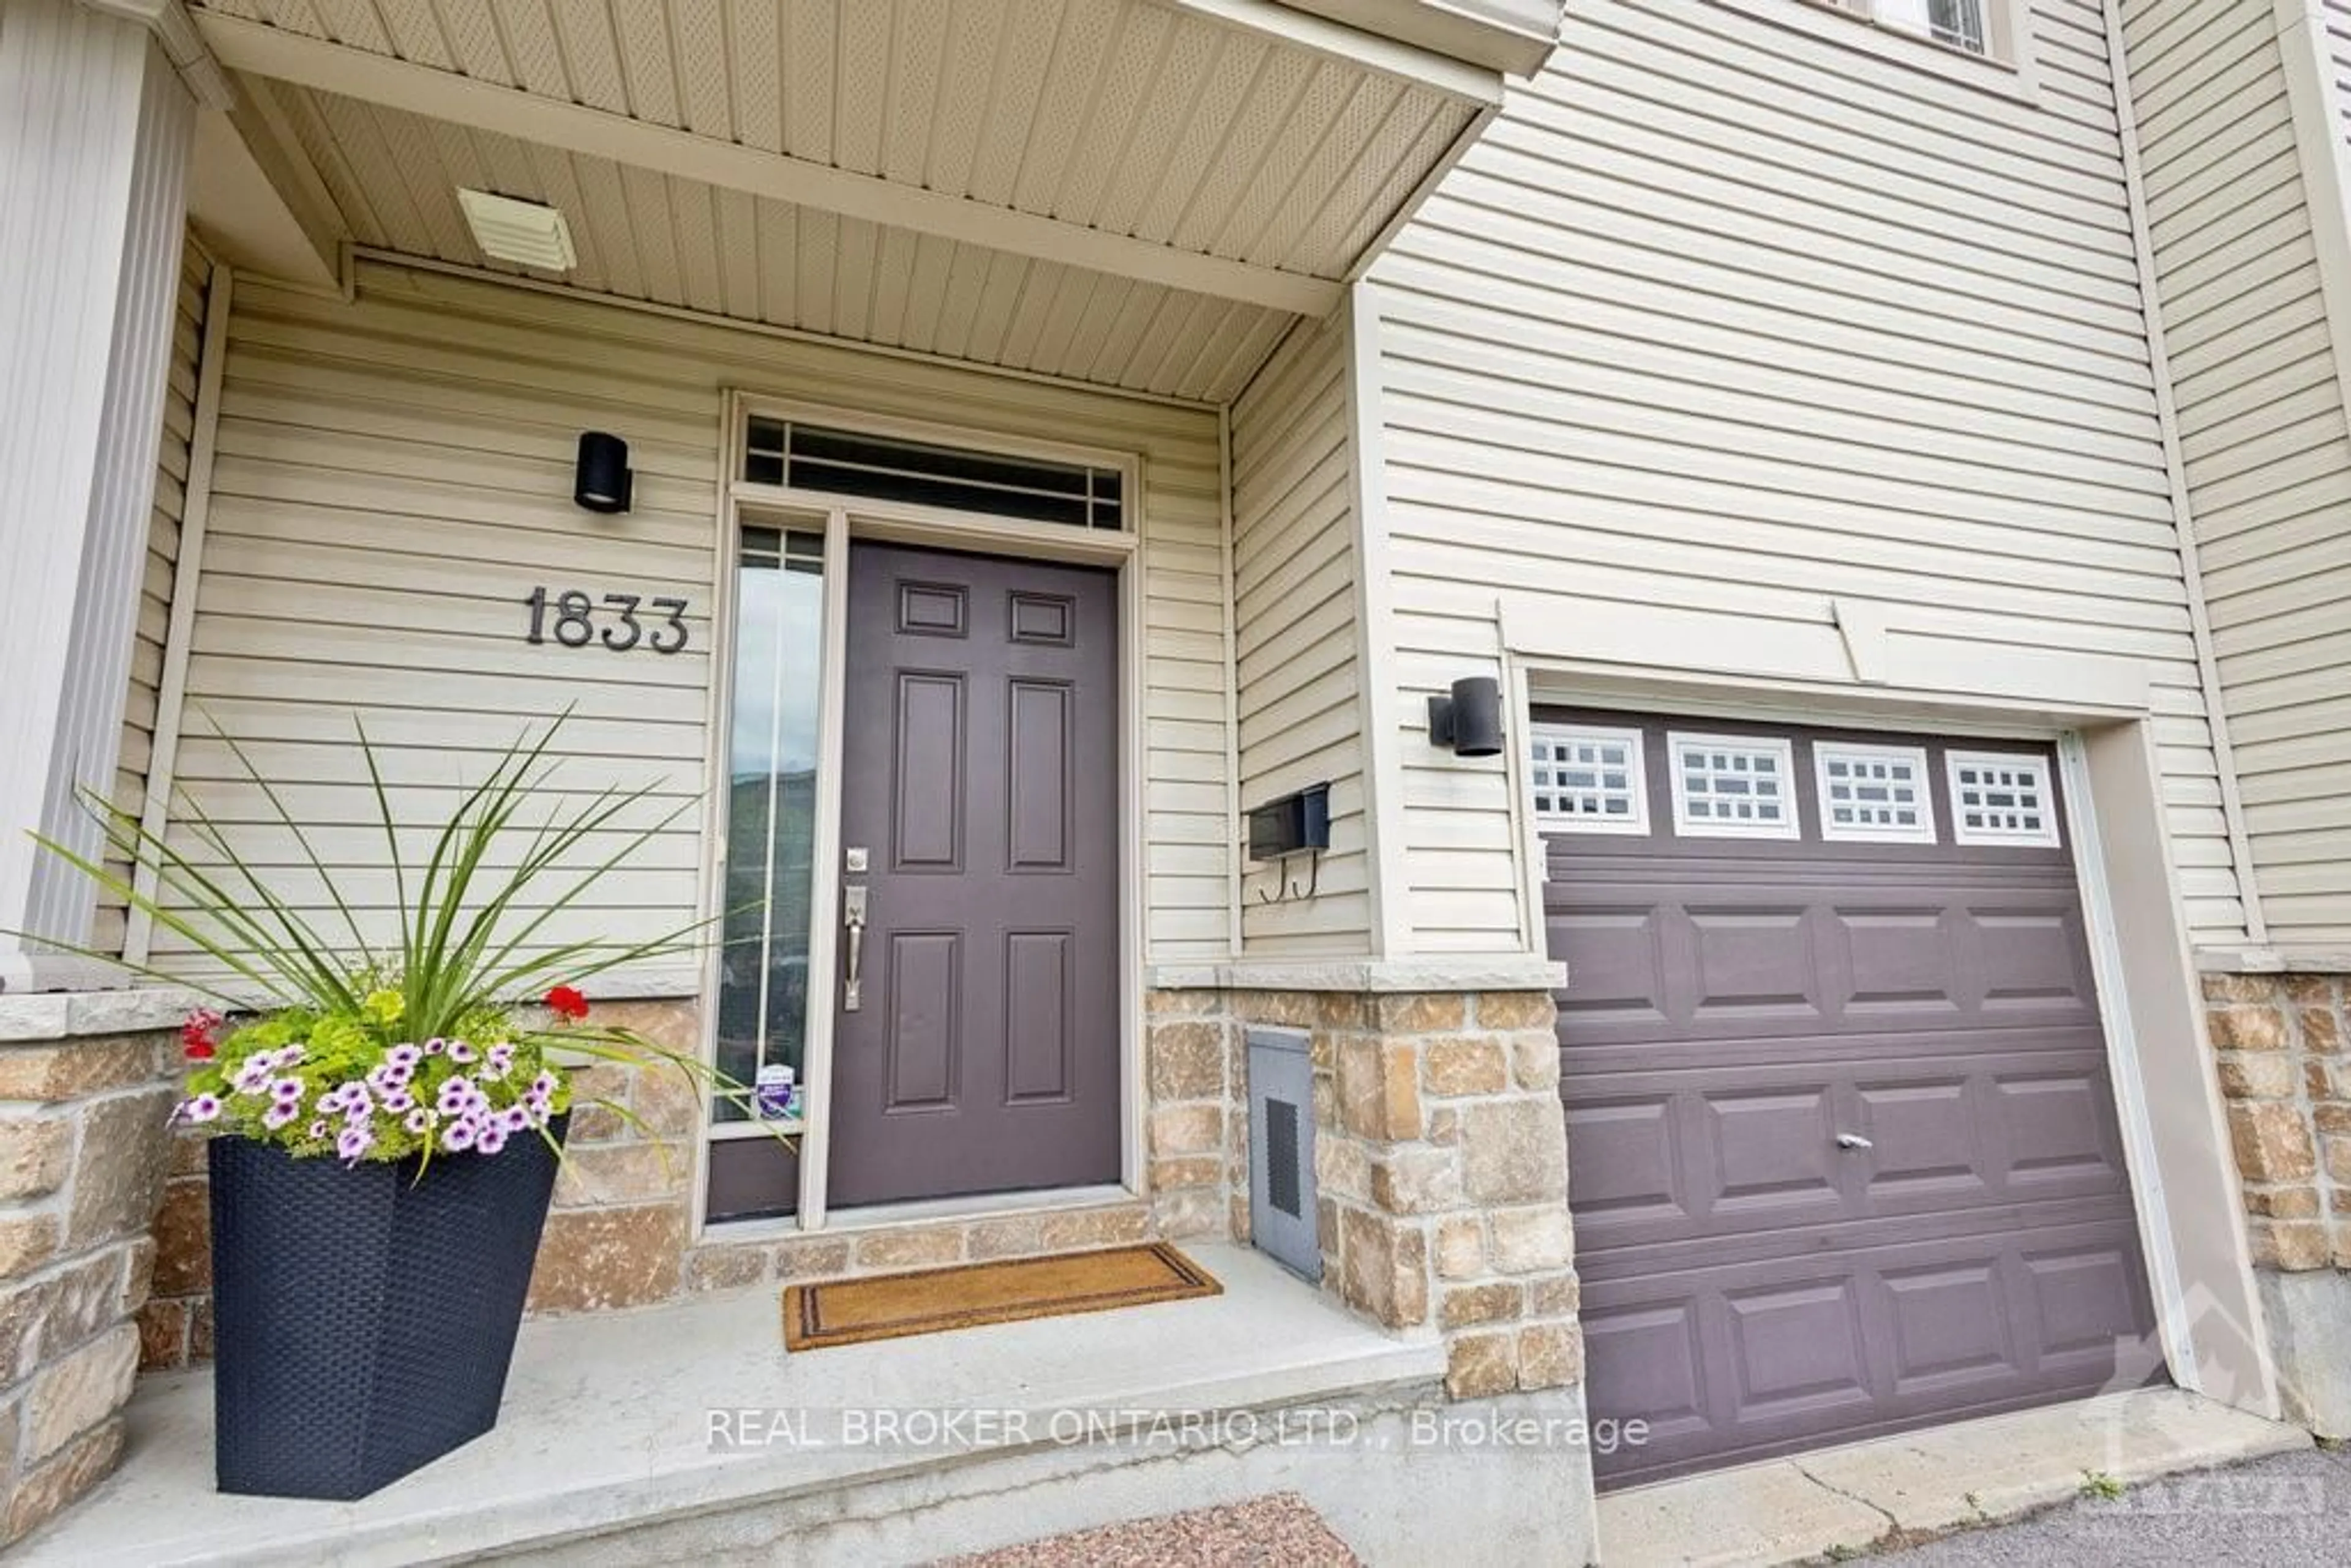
[523,588,690,654]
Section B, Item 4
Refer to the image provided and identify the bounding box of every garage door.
[1537,710,2164,1488]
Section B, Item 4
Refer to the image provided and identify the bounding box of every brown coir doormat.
[782,1242,1220,1350]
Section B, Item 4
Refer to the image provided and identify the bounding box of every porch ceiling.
[241,77,1300,400]
[185,0,1514,402]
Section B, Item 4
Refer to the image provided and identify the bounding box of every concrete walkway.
[1595,1389,2309,1568]
[1878,1441,2349,1565]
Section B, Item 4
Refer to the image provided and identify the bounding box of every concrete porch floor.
[20,1243,1469,1567]
[1595,1386,2312,1568]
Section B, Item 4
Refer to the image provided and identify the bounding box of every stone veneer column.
[1209,989,1581,1401]
[2205,971,2351,1268]
[0,999,181,1542]
[2203,968,2351,1436]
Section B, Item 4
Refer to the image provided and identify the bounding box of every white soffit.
[247,81,1300,402]
[187,0,1491,306]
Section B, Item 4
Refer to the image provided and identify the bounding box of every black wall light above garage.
[575,431,634,514]
[1428,677,1504,757]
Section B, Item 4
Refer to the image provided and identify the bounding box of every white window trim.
[1711,0,2041,103]
[1815,741,1936,844]
[1667,732,1801,840]
[1530,722,1650,835]
[1946,748,2062,848]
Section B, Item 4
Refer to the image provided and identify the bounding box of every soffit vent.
[457,189,577,272]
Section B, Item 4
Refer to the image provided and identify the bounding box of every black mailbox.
[1247,783,1330,862]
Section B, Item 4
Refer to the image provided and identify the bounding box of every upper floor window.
[1829,0,1993,59]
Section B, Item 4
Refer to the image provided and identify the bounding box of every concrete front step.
[1594,1387,2312,1568]
[17,1242,1595,1566]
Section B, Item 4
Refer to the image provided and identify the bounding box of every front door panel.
[828,543,1121,1207]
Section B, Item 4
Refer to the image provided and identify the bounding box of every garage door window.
[1815,742,1935,844]
[1531,725,1648,833]
[1668,732,1798,838]
[1948,749,2061,846]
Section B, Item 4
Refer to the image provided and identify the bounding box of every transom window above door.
[743,418,1125,531]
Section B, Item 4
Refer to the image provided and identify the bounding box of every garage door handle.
[1835,1133,1873,1151]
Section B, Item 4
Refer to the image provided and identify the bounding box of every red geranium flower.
[544,985,589,1022]
[181,1008,223,1061]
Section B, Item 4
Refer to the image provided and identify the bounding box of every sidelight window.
[713,526,827,1123]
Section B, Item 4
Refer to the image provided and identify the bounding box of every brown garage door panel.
[1581,1218,2164,1485]
[1564,1046,2139,1253]
[1548,857,2102,1051]
[1540,713,2161,1487]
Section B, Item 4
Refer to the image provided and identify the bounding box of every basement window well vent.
[1247,1027,1319,1284]
[457,190,577,272]
[744,418,1126,530]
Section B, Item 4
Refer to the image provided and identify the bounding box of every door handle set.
[841,846,869,1011]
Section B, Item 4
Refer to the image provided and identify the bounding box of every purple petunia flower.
[499,1106,530,1134]
[178,1095,223,1125]
[231,1059,272,1095]
[424,1038,446,1057]
[262,1100,299,1131]
[475,1122,508,1155]
[442,1117,478,1152]
[404,1107,432,1135]
[337,1125,374,1163]
[271,1078,305,1103]
[382,1089,414,1114]
[306,1119,328,1139]
[386,1043,421,1070]
[530,1071,557,1098]
[437,1076,477,1116]
[447,1040,479,1065]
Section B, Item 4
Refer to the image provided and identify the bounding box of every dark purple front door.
[827,543,1122,1207]
[1541,710,2163,1488]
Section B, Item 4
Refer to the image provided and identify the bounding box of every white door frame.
[693,391,1147,1238]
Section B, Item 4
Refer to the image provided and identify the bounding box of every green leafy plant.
[13,711,777,1167]
[2079,1471,2125,1501]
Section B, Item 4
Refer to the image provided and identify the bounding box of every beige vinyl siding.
[98,234,212,959]
[2330,1,2351,144]
[1229,315,1368,955]
[2131,0,2351,947]
[156,258,1231,975]
[1367,0,2246,951]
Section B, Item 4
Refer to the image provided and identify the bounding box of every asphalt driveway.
[1878,1442,2351,1566]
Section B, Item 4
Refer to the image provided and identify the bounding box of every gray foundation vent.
[1247,1026,1320,1283]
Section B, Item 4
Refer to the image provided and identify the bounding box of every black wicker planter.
[207,1116,567,1499]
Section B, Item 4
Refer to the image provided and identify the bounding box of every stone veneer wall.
[0,1013,180,1544]
[1147,988,1582,1401]
[144,998,1160,1368]
[2205,970,2351,1270]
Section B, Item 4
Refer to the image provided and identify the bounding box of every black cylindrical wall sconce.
[1428,677,1504,757]
[575,431,634,514]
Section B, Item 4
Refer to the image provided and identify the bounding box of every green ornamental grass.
[12,710,775,1170]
